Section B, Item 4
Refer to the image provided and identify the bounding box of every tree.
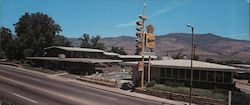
[0,27,12,52]
[173,52,186,59]
[111,46,127,55]
[205,58,216,63]
[0,27,13,59]
[14,12,61,57]
[91,35,105,50]
[6,38,24,60]
[193,55,199,60]
[80,34,106,50]
[53,35,71,47]
[80,34,91,48]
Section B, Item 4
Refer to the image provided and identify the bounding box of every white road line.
[12,93,37,103]
[0,76,103,105]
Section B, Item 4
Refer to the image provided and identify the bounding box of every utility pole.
[136,3,155,87]
[135,3,147,87]
[193,44,196,60]
[141,3,146,87]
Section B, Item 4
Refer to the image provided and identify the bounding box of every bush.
[164,81,184,87]
[146,80,156,87]
[232,91,250,105]
[152,84,227,100]
[0,100,15,105]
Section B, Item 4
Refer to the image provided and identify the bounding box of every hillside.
[69,33,250,61]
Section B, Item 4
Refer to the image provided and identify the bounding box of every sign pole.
[141,3,146,88]
[147,56,151,82]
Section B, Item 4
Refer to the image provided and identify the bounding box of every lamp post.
[187,24,194,105]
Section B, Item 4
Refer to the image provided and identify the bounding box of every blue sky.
[0,0,249,40]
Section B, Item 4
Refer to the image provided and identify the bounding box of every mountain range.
[68,33,250,61]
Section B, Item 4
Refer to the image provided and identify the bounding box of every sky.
[0,0,249,40]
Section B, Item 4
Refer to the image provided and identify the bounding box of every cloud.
[116,0,192,28]
[150,0,191,18]
[116,20,136,28]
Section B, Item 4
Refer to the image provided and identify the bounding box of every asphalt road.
[0,65,165,105]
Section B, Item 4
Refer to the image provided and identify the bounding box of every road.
[0,65,166,105]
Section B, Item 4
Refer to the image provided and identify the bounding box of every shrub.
[164,80,174,86]
[164,81,184,87]
[232,91,250,105]
[0,100,15,105]
[146,80,157,87]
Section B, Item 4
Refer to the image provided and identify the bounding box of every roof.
[44,46,159,59]
[26,57,122,63]
[103,52,120,56]
[45,46,104,53]
[122,59,239,71]
[118,55,157,59]
[231,64,250,69]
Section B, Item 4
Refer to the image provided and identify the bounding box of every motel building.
[123,59,247,89]
[26,46,248,89]
[26,46,157,74]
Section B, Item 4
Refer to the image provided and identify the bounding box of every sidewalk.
[0,64,191,105]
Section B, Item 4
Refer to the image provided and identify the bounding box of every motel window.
[200,70,207,81]
[166,68,172,77]
[208,71,215,81]
[160,68,165,77]
[186,70,191,79]
[216,71,223,82]
[179,69,185,79]
[224,72,232,83]
[173,69,179,78]
[193,70,199,80]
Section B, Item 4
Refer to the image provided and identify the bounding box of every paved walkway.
[236,83,250,94]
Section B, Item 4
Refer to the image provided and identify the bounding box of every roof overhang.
[121,60,241,72]
[45,46,104,53]
[26,57,122,63]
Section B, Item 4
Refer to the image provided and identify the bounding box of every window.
[166,68,172,77]
[186,70,191,79]
[216,71,223,82]
[224,72,232,83]
[179,69,186,79]
[173,69,179,78]
[160,68,165,77]
[208,71,215,81]
[200,70,207,81]
[193,70,200,80]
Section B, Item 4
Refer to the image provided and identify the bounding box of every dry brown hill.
[69,33,250,61]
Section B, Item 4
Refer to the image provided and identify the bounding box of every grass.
[0,60,65,74]
[150,84,227,100]
[24,66,65,74]
[0,98,15,105]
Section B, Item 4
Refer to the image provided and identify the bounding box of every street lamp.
[187,24,194,105]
